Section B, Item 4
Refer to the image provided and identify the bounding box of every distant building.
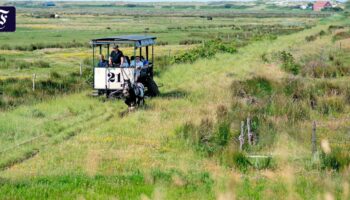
[300,5,308,10]
[313,1,332,11]
[43,2,56,7]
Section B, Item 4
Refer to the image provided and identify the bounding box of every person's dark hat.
[113,45,119,49]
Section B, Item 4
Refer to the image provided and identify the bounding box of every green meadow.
[0,2,350,199]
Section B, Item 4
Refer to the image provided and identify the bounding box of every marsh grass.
[0,72,87,110]
[177,72,349,175]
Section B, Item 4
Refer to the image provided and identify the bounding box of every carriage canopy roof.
[91,35,157,48]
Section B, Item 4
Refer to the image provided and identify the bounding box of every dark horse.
[122,79,145,110]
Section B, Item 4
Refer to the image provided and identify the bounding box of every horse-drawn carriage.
[90,35,160,108]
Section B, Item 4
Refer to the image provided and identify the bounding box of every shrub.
[196,118,216,155]
[156,41,168,46]
[317,97,345,115]
[279,51,300,75]
[155,56,171,71]
[301,60,328,78]
[282,78,307,99]
[50,71,61,79]
[216,105,229,120]
[175,122,195,140]
[17,61,30,70]
[318,30,327,37]
[9,87,28,98]
[83,57,92,66]
[172,39,236,64]
[231,152,251,172]
[284,101,310,122]
[261,53,269,63]
[34,60,50,68]
[345,88,350,104]
[305,35,317,42]
[315,81,343,96]
[231,76,273,98]
[0,55,6,62]
[31,109,45,118]
[328,25,344,32]
[320,148,350,171]
[332,31,350,41]
[82,68,93,85]
[179,39,202,45]
[215,121,231,146]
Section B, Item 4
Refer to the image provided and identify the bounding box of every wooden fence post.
[312,121,317,156]
[247,117,253,145]
[80,62,83,77]
[32,74,36,91]
[239,121,245,151]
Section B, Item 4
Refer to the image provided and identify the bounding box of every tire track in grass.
[0,104,119,171]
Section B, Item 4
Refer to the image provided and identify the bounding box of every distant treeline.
[14,6,332,19]
[74,12,331,19]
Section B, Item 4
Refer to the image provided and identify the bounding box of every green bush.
[231,152,251,172]
[328,25,344,32]
[319,30,327,37]
[345,88,350,104]
[34,60,50,68]
[332,31,350,41]
[282,78,307,99]
[305,35,317,42]
[172,39,236,64]
[215,121,231,146]
[18,61,30,70]
[320,148,350,171]
[83,57,92,66]
[317,97,345,115]
[302,59,350,78]
[31,109,45,118]
[179,39,202,45]
[279,51,300,75]
[50,71,61,79]
[196,118,216,155]
[153,56,171,74]
[175,122,196,140]
[231,76,273,98]
[0,55,6,62]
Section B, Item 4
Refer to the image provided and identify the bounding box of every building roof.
[314,1,331,8]
[313,1,332,11]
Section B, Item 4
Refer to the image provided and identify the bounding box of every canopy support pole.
[92,46,95,67]
[146,46,149,61]
[107,44,110,60]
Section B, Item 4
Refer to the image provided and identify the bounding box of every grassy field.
[0,8,315,110]
[0,2,350,200]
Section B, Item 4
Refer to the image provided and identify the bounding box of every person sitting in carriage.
[121,56,130,68]
[130,56,143,68]
[97,54,108,67]
[140,56,149,68]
